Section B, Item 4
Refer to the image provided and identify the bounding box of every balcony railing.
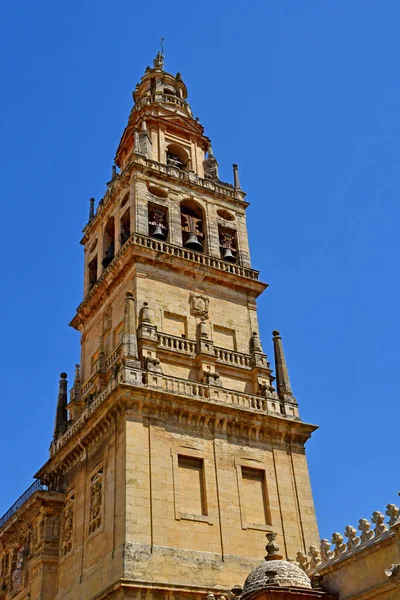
[0,480,47,529]
[157,333,196,355]
[132,234,259,280]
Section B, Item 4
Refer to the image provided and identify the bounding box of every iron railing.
[0,480,47,529]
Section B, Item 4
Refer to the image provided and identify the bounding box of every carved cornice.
[70,233,266,328]
[36,372,317,483]
[0,491,64,540]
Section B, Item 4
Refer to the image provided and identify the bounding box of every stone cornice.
[0,491,65,540]
[36,373,317,482]
[70,233,266,329]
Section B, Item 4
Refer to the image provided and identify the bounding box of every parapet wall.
[295,497,400,600]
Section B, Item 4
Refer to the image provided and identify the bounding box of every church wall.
[320,536,399,599]
[55,415,125,599]
[123,412,318,589]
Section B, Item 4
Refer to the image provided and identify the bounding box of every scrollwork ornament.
[358,518,374,544]
[386,504,400,527]
[320,538,333,563]
[308,545,321,569]
[371,511,388,537]
[331,532,346,558]
[344,525,360,550]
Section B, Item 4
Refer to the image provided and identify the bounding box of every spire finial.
[272,330,294,400]
[153,38,165,69]
[233,164,241,190]
[265,532,283,561]
[89,197,95,222]
[123,291,138,359]
[53,372,68,439]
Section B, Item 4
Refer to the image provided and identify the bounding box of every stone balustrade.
[214,346,252,368]
[157,333,196,355]
[105,344,122,369]
[131,233,258,279]
[133,93,192,115]
[296,502,400,574]
[81,376,96,398]
[51,368,281,458]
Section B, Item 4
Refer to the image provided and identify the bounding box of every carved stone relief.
[190,294,209,319]
[89,470,103,535]
[62,495,75,556]
[102,307,112,335]
[11,546,25,596]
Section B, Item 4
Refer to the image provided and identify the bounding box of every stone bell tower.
[34,50,319,599]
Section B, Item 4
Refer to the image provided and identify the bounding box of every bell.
[184,232,202,251]
[222,247,236,262]
[152,225,165,239]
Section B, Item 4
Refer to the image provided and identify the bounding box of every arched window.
[102,217,115,269]
[180,200,205,252]
[166,143,189,170]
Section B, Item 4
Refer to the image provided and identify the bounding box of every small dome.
[242,560,312,597]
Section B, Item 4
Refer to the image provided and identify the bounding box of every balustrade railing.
[131,233,259,280]
[214,347,251,368]
[0,481,47,529]
[81,375,96,398]
[157,333,196,355]
[106,344,122,369]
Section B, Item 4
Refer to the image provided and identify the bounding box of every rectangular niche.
[163,311,187,338]
[178,455,206,517]
[213,324,236,351]
[236,460,271,530]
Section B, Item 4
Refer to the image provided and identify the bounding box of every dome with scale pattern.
[241,560,312,597]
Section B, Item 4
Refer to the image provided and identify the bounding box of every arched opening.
[219,225,238,263]
[119,209,130,246]
[148,202,168,240]
[180,200,205,252]
[166,143,189,170]
[102,217,115,269]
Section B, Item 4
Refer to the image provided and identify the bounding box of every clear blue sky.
[0,1,399,546]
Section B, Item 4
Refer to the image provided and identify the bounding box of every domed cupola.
[241,533,312,598]
[132,48,192,118]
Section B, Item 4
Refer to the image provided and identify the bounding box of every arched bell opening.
[166,143,189,171]
[102,217,115,269]
[219,226,238,263]
[88,255,98,290]
[119,208,130,246]
[148,202,169,241]
[181,200,205,252]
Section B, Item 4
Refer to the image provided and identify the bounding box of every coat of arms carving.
[190,294,209,319]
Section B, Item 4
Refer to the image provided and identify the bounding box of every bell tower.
[37,51,320,600]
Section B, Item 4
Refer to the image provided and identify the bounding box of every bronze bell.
[222,247,236,262]
[184,232,202,251]
[152,224,165,239]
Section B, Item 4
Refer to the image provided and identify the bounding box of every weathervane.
[153,37,165,69]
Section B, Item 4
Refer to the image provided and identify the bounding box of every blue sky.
[0,1,399,546]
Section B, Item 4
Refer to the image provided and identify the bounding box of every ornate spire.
[272,330,295,401]
[233,164,241,190]
[123,291,138,359]
[53,372,68,439]
[89,197,95,222]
